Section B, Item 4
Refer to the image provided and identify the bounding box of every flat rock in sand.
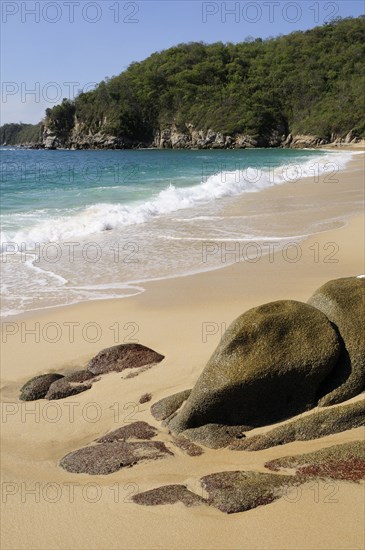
[60,440,173,475]
[231,400,365,451]
[132,484,206,507]
[96,421,158,443]
[265,440,365,482]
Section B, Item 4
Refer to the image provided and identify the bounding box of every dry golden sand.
[1,151,364,550]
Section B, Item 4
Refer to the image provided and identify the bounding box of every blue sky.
[1,0,364,124]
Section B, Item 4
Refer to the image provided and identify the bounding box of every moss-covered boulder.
[19,373,64,401]
[168,300,340,437]
[308,276,365,405]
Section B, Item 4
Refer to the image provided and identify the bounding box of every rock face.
[39,118,360,151]
[45,370,96,400]
[288,134,328,148]
[87,343,164,375]
[168,300,340,436]
[152,124,288,149]
[19,373,64,401]
[308,276,365,406]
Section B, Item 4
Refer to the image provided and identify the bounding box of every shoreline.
[1,146,363,321]
[3,139,365,152]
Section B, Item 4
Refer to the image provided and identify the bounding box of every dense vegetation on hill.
[0,123,42,146]
[2,17,364,148]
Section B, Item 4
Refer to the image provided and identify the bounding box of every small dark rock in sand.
[230,400,365,451]
[308,276,365,406]
[46,370,96,400]
[132,484,206,508]
[171,436,204,456]
[87,343,164,375]
[60,440,173,475]
[201,470,296,514]
[139,393,152,404]
[96,421,158,443]
[150,389,192,421]
[20,373,64,401]
[265,440,365,482]
[168,301,340,440]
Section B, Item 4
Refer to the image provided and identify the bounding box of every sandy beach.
[1,149,364,550]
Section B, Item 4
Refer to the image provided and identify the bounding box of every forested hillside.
[2,17,364,149]
[0,123,42,146]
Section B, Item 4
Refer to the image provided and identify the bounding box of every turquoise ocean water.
[0,147,357,316]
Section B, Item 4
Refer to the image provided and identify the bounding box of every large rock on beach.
[308,276,365,405]
[87,343,164,375]
[19,373,64,401]
[168,300,341,438]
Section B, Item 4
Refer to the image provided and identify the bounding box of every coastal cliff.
[40,121,359,150]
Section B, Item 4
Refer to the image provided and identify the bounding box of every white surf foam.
[0,150,354,247]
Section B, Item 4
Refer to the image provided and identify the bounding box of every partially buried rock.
[132,484,206,508]
[168,301,340,438]
[20,373,64,401]
[230,399,365,451]
[266,440,365,482]
[60,441,173,475]
[200,470,296,514]
[45,370,96,400]
[87,343,164,375]
[151,389,192,421]
[171,436,204,456]
[96,421,158,443]
[179,424,250,449]
[139,393,152,404]
[308,276,365,406]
